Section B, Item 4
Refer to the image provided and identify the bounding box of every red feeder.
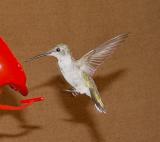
[0,37,44,110]
[0,37,28,96]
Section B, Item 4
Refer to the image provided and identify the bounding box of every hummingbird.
[25,33,128,113]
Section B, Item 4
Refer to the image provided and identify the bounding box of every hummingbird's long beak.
[24,51,52,62]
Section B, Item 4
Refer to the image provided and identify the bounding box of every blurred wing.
[76,33,128,76]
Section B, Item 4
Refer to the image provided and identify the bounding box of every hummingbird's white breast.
[57,56,90,96]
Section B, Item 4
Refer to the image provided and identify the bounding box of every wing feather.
[76,33,128,76]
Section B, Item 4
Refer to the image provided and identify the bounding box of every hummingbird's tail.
[89,88,106,113]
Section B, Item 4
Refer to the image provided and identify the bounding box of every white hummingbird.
[25,33,128,113]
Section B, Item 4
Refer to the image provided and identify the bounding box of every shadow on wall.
[0,87,42,139]
[31,69,127,142]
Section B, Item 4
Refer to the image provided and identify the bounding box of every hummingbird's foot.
[64,88,79,97]
[71,92,78,97]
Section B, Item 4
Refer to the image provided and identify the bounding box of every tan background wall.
[0,0,159,142]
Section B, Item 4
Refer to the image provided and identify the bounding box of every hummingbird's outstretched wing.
[76,33,128,76]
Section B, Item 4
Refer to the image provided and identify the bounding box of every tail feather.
[95,103,106,113]
[89,88,106,113]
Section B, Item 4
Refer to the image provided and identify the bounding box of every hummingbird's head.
[49,43,70,58]
[25,43,71,62]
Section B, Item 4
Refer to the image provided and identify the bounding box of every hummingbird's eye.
[56,48,60,52]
